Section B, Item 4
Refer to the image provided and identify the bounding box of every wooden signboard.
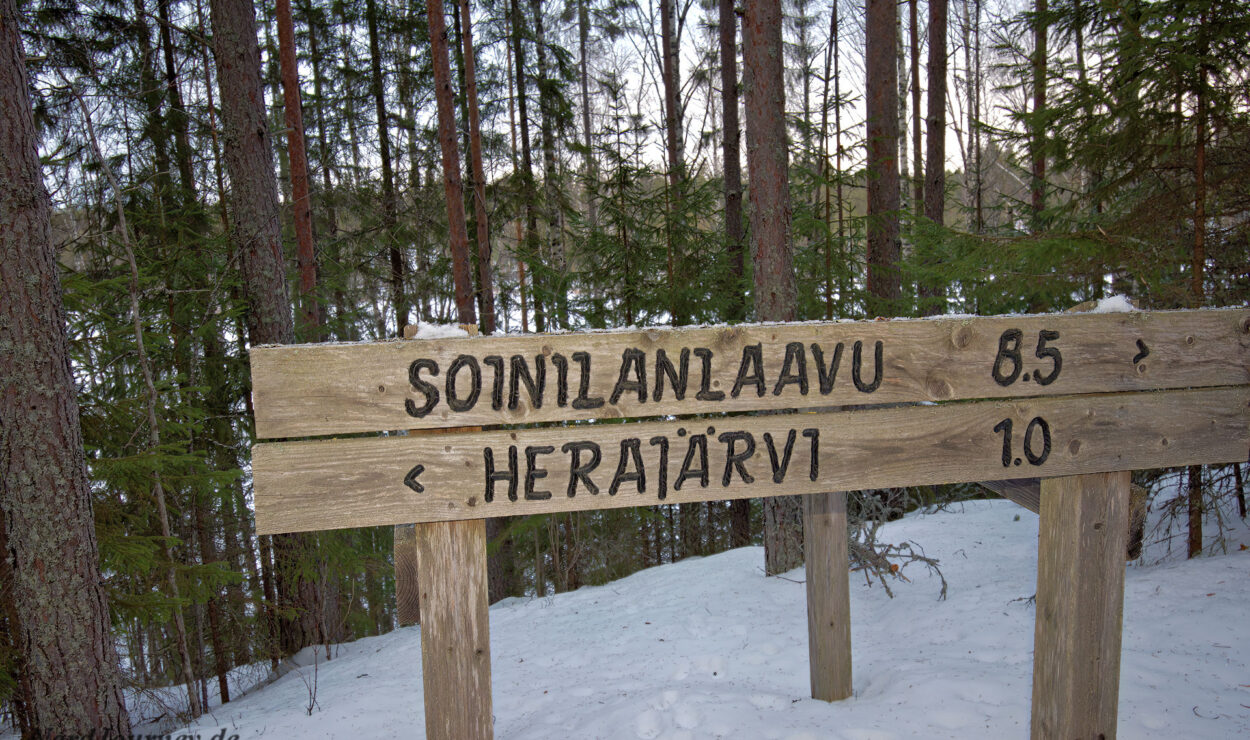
[249,307,1250,740]
[252,309,1250,438]
[254,386,1249,533]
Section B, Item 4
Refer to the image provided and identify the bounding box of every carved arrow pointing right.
[1132,339,1150,365]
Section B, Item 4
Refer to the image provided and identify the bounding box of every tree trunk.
[276,0,319,337]
[866,0,902,316]
[660,0,685,325]
[718,0,751,546]
[511,0,544,331]
[909,0,923,217]
[211,0,322,659]
[429,0,477,326]
[921,0,947,315]
[505,33,529,333]
[459,0,496,335]
[365,0,406,334]
[720,0,745,324]
[577,0,598,233]
[1030,0,1047,223]
[0,4,132,728]
[1187,69,1208,558]
[743,0,802,575]
[530,0,567,329]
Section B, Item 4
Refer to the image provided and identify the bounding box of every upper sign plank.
[251,308,1250,439]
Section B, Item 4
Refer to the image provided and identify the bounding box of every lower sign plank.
[252,386,1250,534]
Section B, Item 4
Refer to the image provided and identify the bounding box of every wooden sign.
[251,309,1250,438]
[253,386,1250,533]
[248,307,1250,740]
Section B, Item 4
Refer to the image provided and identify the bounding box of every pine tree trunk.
[460,0,496,335]
[909,0,923,217]
[0,7,132,728]
[743,0,802,575]
[211,0,321,659]
[365,0,407,334]
[1030,0,1047,223]
[429,0,477,326]
[866,0,902,316]
[530,0,567,328]
[577,0,598,232]
[1187,71,1208,558]
[660,0,684,326]
[505,34,529,333]
[511,0,544,331]
[276,0,319,336]
[921,0,948,315]
[719,0,750,546]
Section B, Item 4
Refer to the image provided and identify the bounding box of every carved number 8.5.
[993,417,1051,468]
[992,329,1062,386]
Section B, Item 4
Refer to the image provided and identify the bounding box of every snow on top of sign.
[411,322,471,339]
[1091,294,1139,313]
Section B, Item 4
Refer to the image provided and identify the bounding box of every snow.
[412,323,472,340]
[148,499,1249,739]
[1091,294,1139,313]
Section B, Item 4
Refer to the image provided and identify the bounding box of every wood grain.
[804,491,852,701]
[415,518,493,740]
[1032,472,1130,740]
[251,308,1250,438]
[252,386,1250,534]
[394,523,419,626]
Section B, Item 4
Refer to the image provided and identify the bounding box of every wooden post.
[804,491,852,701]
[1031,471,1130,739]
[415,518,493,740]
[394,524,420,626]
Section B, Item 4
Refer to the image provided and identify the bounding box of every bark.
[1030,0,1047,222]
[819,1,835,319]
[276,0,319,336]
[511,0,544,331]
[660,0,684,187]
[506,32,529,332]
[921,0,948,315]
[660,0,685,326]
[720,0,745,324]
[719,0,749,545]
[577,0,598,232]
[365,0,407,334]
[743,0,802,575]
[459,0,496,335]
[1187,70,1208,558]
[0,4,132,729]
[909,0,923,216]
[211,0,323,658]
[1234,464,1246,520]
[429,0,477,325]
[530,0,567,328]
[866,0,902,316]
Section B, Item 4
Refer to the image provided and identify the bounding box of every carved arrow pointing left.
[403,464,426,493]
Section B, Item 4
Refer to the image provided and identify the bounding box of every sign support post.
[804,491,853,701]
[1031,471,1130,739]
[415,517,493,740]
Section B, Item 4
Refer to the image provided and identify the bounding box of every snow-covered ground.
[151,497,1248,739]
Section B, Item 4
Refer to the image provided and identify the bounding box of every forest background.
[0,0,1248,734]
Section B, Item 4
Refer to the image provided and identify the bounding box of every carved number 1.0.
[992,329,1062,386]
[993,417,1052,468]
